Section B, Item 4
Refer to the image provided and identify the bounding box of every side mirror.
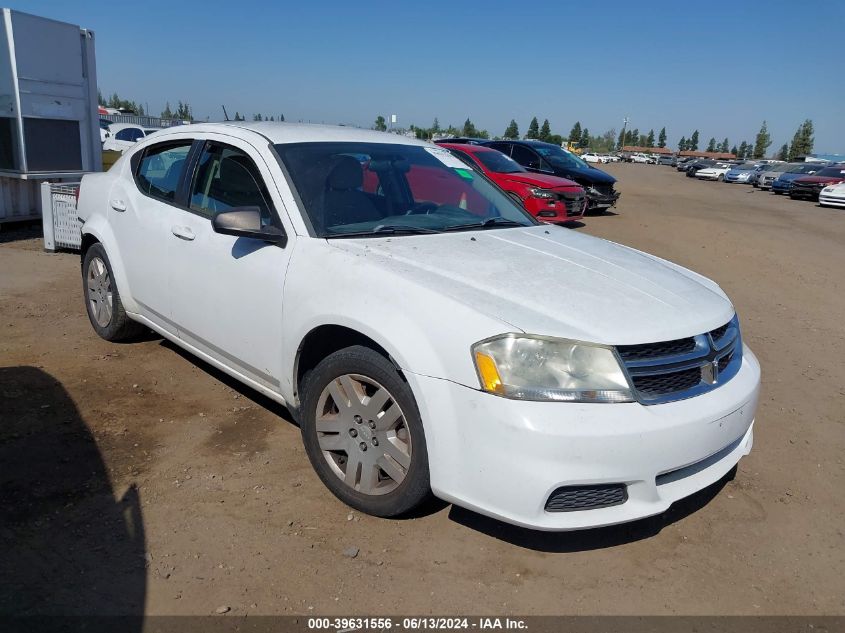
[212,207,287,245]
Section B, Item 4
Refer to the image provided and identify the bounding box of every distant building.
[800,153,845,164]
[621,146,674,155]
[678,150,736,160]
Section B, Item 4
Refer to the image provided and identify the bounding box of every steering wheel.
[405,202,438,215]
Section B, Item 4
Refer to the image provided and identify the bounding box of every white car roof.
[147,121,432,147]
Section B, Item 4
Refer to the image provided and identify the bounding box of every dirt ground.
[1,163,843,617]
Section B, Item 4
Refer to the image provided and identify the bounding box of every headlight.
[528,187,555,199]
[472,334,634,403]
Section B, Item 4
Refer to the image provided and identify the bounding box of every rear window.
[473,150,524,174]
[814,166,845,177]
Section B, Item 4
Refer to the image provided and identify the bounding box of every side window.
[115,127,143,142]
[135,142,192,203]
[486,142,512,156]
[189,143,275,223]
[449,149,477,168]
[511,145,541,170]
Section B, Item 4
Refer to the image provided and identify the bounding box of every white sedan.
[76,122,760,530]
[696,163,733,181]
[819,183,845,208]
[102,123,162,152]
[581,153,607,164]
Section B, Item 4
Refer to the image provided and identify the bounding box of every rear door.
[167,134,293,393]
[110,139,194,333]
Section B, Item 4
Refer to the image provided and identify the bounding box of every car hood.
[497,172,581,190]
[328,226,733,345]
[793,175,844,184]
[552,166,616,185]
[777,172,810,181]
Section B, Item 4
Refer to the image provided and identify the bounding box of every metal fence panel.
[41,181,81,251]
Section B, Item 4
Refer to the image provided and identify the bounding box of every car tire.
[82,243,145,342]
[774,191,783,195]
[717,174,724,182]
[300,345,432,518]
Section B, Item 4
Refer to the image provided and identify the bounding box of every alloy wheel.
[87,256,113,327]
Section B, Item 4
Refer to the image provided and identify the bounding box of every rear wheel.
[300,346,431,517]
[82,243,145,341]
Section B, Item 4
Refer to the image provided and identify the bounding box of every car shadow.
[447,466,736,552]
[157,338,298,428]
[0,366,146,623]
[559,220,586,229]
[585,209,619,217]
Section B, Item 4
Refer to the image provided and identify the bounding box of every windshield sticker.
[425,146,473,170]
[454,168,474,181]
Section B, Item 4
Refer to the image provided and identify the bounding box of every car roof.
[437,142,499,154]
[147,121,431,147]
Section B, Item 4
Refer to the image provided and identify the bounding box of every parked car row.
[436,139,621,219]
[673,155,845,207]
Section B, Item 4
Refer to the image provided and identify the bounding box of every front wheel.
[300,346,431,517]
[717,174,724,181]
[82,243,145,341]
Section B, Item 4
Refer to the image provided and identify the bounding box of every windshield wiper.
[325,224,442,238]
[440,217,526,232]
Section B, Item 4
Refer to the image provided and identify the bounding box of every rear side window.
[135,142,192,202]
[189,142,275,222]
[115,127,144,142]
[511,145,541,170]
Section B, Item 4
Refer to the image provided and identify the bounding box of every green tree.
[580,128,590,148]
[161,102,173,119]
[548,134,563,146]
[706,137,716,152]
[279,114,285,122]
[624,129,634,146]
[526,117,540,139]
[630,128,639,146]
[778,143,789,161]
[788,119,814,160]
[175,102,192,120]
[658,127,667,148]
[617,129,625,150]
[689,130,700,151]
[753,120,772,159]
[462,118,478,137]
[646,129,655,148]
[568,121,582,144]
[539,119,551,142]
[503,119,519,139]
[432,117,440,133]
[97,89,105,106]
[678,136,687,151]
[374,115,386,131]
[719,138,730,153]
[730,145,738,156]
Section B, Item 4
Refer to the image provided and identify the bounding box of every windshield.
[534,145,589,170]
[815,166,845,177]
[735,163,757,170]
[275,142,538,237]
[790,164,823,174]
[473,150,525,174]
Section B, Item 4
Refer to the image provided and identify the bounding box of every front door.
[168,137,292,394]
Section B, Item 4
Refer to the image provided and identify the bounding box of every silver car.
[758,163,796,190]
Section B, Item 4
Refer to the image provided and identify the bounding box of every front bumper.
[406,345,760,531]
[819,193,845,208]
[585,190,620,209]
[790,185,823,200]
[696,173,720,180]
[523,195,586,222]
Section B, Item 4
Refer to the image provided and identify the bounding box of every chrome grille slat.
[617,316,742,405]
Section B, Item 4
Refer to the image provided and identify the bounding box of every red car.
[789,163,845,200]
[436,142,587,222]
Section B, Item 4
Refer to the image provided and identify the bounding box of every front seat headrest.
[327,156,364,190]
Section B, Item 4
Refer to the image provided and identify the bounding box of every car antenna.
[221,105,230,121]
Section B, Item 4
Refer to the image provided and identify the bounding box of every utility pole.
[620,116,629,150]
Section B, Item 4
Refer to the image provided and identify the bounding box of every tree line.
[98,91,194,121]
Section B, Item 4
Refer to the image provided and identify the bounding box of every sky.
[10,0,845,153]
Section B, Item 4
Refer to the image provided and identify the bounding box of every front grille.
[616,316,742,405]
[545,484,627,512]
[592,183,615,197]
[632,367,701,398]
[561,195,585,216]
[617,337,696,361]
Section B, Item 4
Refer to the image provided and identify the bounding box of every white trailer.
[0,8,100,224]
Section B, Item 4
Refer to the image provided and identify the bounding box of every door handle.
[171,226,195,241]
[110,199,126,212]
